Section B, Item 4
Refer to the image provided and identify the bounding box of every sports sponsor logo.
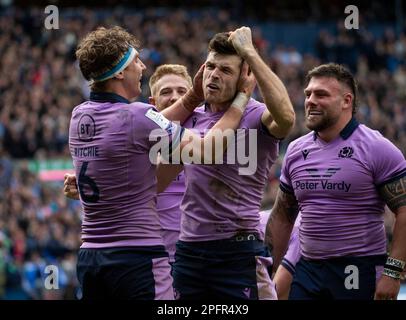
[306,167,340,178]
[294,167,352,192]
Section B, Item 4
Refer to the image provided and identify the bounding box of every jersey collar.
[90,92,130,104]
[339,117,359,140]
[313,117,359,141]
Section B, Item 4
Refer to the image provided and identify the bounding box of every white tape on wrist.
[231,92,249,113]
[386,257,406,270]
[382,268,401,280]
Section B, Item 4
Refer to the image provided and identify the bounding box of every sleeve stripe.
[281,258,296,276]
[260,121,282,140]
[376,167,406,189]
[280,181,294,194]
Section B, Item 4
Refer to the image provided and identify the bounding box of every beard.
[305,113,339,132]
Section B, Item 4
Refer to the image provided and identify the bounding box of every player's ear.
[342,92,353,110]
[114,71,125,80]
[149,96,156,106]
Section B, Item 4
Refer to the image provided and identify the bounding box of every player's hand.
[64,173,79,200]
[374,275,400,300]
[191,63,205,101]
[237,62,256,97]
[228,26,255,59]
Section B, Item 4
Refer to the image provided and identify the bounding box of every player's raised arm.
[228,26,295,139]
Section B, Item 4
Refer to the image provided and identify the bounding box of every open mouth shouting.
[206,83,220,93]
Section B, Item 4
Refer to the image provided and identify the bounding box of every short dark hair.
[306,63,358,115]
[208,32,238,55]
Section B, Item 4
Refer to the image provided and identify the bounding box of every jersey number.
[78,162,100,203]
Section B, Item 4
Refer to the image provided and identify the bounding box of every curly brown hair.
[75,26,140,91]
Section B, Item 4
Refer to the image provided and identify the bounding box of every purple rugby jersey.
[180,99,280,241]
[258,209,271,240]
[69,93,183,248]
[156,171,185,262]
[280,118,406,259]
[259,210,302,275]
[281,213,302,275]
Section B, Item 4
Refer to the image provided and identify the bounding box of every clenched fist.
[228,26,256,59]
[64,173,79,200]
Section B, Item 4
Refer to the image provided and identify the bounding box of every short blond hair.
[149,64,192,97]
[75,26,140,91]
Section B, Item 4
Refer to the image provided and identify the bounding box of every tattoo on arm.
[265,214,275,254]
[273,189,299,224]
[379,176,406,212]
[265,189,299,253]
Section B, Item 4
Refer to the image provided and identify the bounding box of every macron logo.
[243,287,251,298]
[302,149,310,160]
[192,117,197,128]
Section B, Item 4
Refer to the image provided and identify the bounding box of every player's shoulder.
[245,98,266,115]
[72,101,91,114]
[355,124,397,149]
[286,131,314,153]
[281,132,314,167]
[240,99,268,130]
[128,102,165,125]
[128,102,157,115]
[355,124,384,139]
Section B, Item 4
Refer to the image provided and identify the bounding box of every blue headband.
[93,46,136,82]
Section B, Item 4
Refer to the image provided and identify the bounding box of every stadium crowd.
[0,5,405,299]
